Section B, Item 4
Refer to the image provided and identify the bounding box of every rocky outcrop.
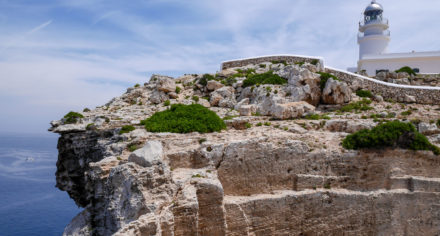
[51,58,440,236]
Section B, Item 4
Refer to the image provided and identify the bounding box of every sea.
[0,133,81,236]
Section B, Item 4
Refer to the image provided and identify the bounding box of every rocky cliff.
[50,58,440,235]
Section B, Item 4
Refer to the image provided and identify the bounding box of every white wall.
[359,56,440,76]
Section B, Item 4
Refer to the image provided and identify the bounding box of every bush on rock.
[242,71,287,88]
[342,120,439,155]
[142,104,226,133]
[63,111,84,124]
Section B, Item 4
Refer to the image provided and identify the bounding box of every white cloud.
[0,0,439,133]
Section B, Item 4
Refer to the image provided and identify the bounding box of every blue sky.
[0,0,439,134]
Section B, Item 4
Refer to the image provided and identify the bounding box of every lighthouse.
[357,0,390,60]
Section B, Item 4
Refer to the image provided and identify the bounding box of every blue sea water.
[0,134,81,236]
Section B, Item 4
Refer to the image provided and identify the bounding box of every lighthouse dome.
[364,1,383,15]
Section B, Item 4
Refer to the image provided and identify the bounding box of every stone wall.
[326,67,440,104]
[221,54,323,70]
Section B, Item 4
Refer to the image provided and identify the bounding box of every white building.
[349,0,440,76]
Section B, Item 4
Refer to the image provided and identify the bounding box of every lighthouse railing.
[359,17,388,28]
[358,30,390,39]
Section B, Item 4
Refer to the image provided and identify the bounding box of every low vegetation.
[395,66,417,76]
[119,125,135,134]
[242,71,287,88]
[142,104,226,133]
[339,99,373,112]
[356,90,373,98]
[342,120,439,155]
[63,111,84,124]
[304,114,331,120]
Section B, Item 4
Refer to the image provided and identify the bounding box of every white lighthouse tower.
[357,0,390,60]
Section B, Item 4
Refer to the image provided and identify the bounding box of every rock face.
[322,78,352,104]
[50,59,440,236]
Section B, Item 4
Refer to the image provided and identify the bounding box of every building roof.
[361,51,440,60]
[364,1,383,14]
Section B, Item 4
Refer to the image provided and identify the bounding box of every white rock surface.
[128,141,163,167]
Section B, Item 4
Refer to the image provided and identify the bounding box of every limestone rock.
[206,80,224,91]
[404,94,416,103]
[238,104,257,116]
[151,75,176,93]
[210,86,236,108]
[418,122,440,135]
[128,141,163,167]
[149,90,168,104]
[322,78,352,104]
[272,101,315,120]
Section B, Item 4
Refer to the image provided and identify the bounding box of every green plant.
[223,115,238,120]
[192,96,199,102]
[242,71,287,87]
[395,66,417,76]
[119,125,135,134]
[164,100,171,106]
[304,114,331,120]
[117,156,122,161]
[86,123,95,130]
[339,99,373,112]
[250,86,255,92]
[175,86,181,94]
[264,122,271,126]
[271,60,287,66]
[311,59,319,65]
[342,120,439,155]
[199,74,215,86]
[83,108,91,112]
[63,111,84,124]
[283,127,289,131]
[401,110,412,116]
[199,138,207,144]
[356,90,373,98]
[128,144,139,152]
[266,87,272,93]
[437,119,440,128]
[142,104,226,133]
[259,64,266,68]
[317,72,340,90]
[192,174,204,178]
[245,122,252,129]
[324,183,331,189]
[294,61,305,66]
[256,122,263,127]
[134,83,140,88]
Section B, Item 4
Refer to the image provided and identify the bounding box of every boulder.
[271,101,315,120]
[128,141,163,167]
[238,105,257,116]
[149,90,168,104]
[210,86,236,108]
[418,122,440,135]
[151,75,176,93]
[404,94,416,103]
[321,78,352,104]
[207,80,224,91]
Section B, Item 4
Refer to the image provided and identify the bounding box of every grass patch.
[175,86,181,94]
[264,122,271,126]
[342,120,439,155]
[304,114,331,120]
[242,71,287,88]
[356,90,373,98]
[317,72,340,90]
[119,125,135,134]
[63,111,84,124]
[128,144,139,152]
[339,99,373,112]
[142,104,226,133]
[192,96,199,102]
[401,110,412,116]
[164,100,171,106]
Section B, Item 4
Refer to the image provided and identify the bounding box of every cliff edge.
[50,56,440,235]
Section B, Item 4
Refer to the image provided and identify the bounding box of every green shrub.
[395,66,416,76]
[192,96,199,102]
[142,104,226,133]
[264,122,271,126]
[242,71,287,88]
[339,99,373,112]
[401,110,412,116]
[64,111,84,124]
[83,108,91,112]
[304,114,331,120]
[271,60,287,66]
[119,125,135,134]
[356,90,373,98]
[221,77,237,86]
[342,120,439,155]
[86,123,95,130]
[128,144,139,152]
[134,83,140,88]
[245,122,252,129]
[256,122,263,127]
[294,61,305,66]
[311,59,319,65]
[317,72,340,90]
[175,86,181,94]
[199,74,216,86]
[259,64,266,68]
[164,100,171,106]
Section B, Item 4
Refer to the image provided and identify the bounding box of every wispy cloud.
[27,20,52,35]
